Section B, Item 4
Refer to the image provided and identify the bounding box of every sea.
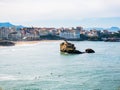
[0,41,120,90]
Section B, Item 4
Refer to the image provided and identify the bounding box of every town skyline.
[0,0,120,28]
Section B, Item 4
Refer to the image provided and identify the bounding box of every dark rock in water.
[60,40,83,54]
[67,50,83,54]
[0,41,15,46]
[85,48,95,53]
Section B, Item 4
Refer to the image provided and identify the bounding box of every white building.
[59,29,80,39]
[39,30,49,36]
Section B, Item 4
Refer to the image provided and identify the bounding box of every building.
[20,27,40,40]
[59,28,80,40]
[0,27,16,40]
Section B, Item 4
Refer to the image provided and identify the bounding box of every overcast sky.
[0,0,120,28]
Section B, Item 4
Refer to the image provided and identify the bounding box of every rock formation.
[60,40,95,54]
[0,40,15,46]
[85,48,95,53]
[60,40,82,54]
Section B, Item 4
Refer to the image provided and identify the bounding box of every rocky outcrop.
[60,40,83,54]
[85,48,95,53]
[60,40,95,54]
[0,41,15,46]
[67,50,83,54]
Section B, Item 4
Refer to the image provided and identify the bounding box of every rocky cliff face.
[60,41,75,52]
[60,41,82,54]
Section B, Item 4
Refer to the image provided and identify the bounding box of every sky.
[0,0,120,28]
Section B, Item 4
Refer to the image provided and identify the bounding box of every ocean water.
[0,41,120,90]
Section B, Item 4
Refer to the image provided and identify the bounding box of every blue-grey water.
[0,41,120,90]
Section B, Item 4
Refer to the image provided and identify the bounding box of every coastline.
[0,40,119,48]
[14,41,40,45]
[0,40,63,47]
[1,39,120,48]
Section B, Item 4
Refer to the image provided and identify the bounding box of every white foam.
[0,74,35,81]
[0,74,18,81]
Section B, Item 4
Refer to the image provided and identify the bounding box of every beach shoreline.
[14,40,63,46]
[0,40,63,47]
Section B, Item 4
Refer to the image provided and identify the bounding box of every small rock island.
[60,40,83,54]
[60,40,95,54]
[85,48,95,53]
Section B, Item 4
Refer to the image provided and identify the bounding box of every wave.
[0,74,38,81]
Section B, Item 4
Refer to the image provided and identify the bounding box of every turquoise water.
[0,41,120,90]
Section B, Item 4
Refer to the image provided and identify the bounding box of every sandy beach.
[0,40,63,47]
[14,40,63,46]
[14,41,40,45]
